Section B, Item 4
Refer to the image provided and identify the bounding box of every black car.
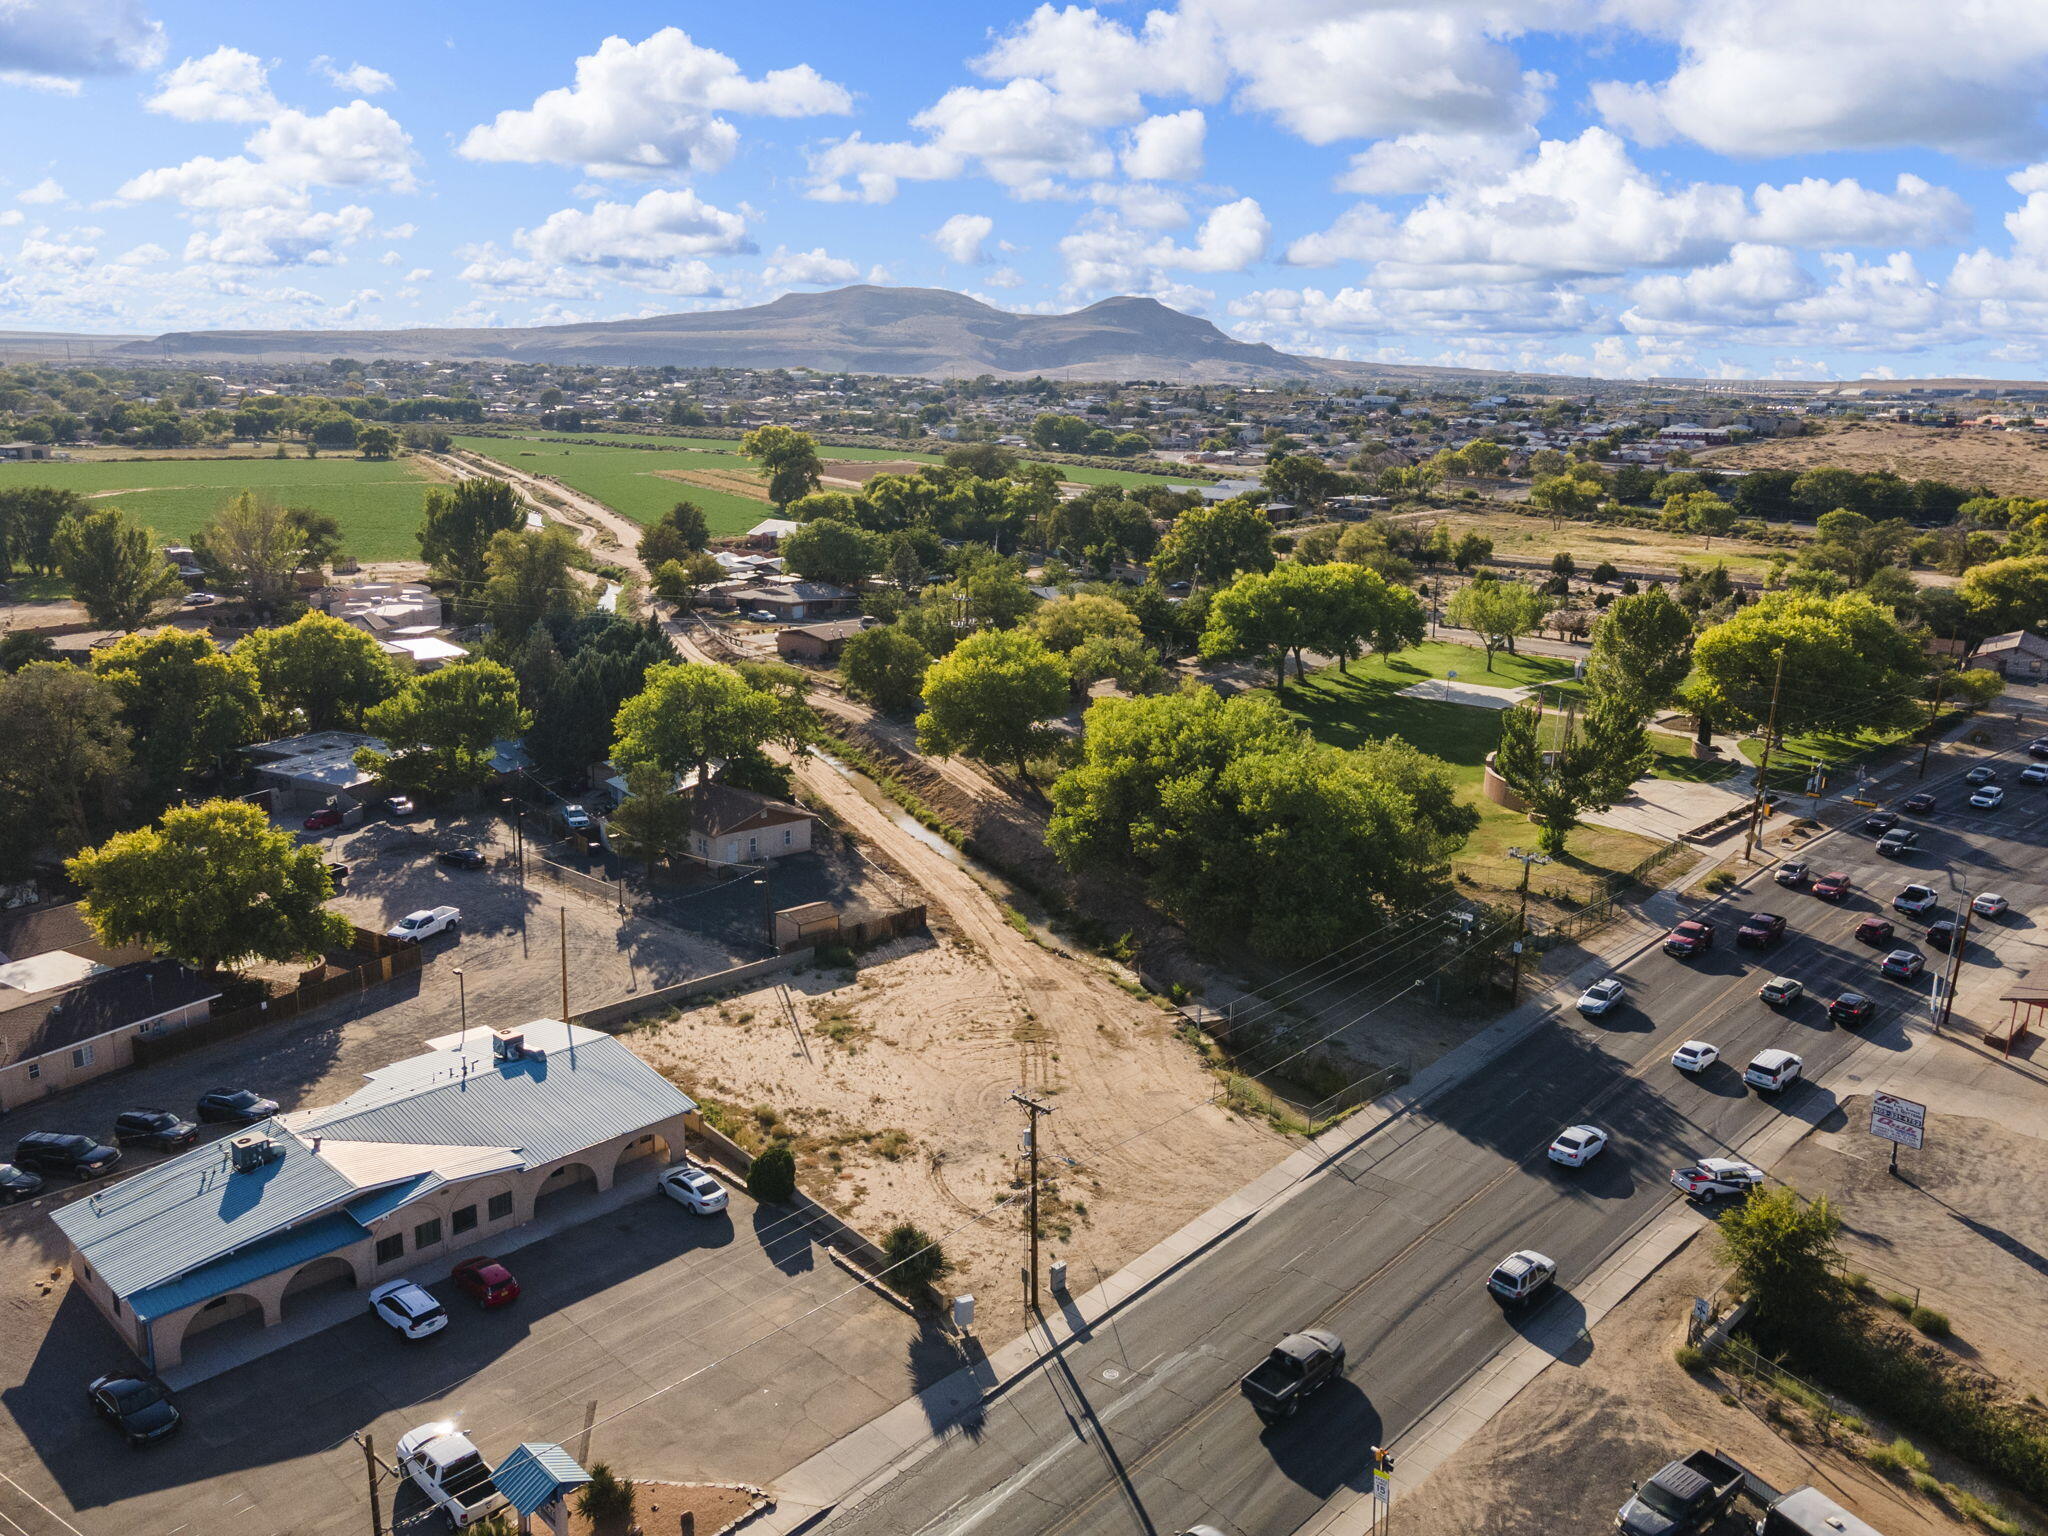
[88,1375,181,1447]
[1928,919,1959,952]
[437,846,486,870]
[112,1110,199,1150]
[0,1163,44,1204]
[14,1133,120,1180]
[1830,992,1876,1027]
[2028,737,2048,760]
[1902,791,1936,814]
[1863,811,1900,834]
[195,1088,279,1125]
[1965,765,1997,786]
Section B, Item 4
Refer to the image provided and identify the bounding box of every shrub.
[576,1462,636,1523]
[1883,1292,1915,1315]
[1909,1306,1951,1337]
[882,1221,952,1290]
[1865,1436,1931,1477]
[1674,1344,1707,1370]
[747,1144,797,1204]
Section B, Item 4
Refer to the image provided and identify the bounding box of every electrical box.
[1049,1259,1068,1294]
[952,1294,975,1332]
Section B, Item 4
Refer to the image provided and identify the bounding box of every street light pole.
[452,967,467,1046]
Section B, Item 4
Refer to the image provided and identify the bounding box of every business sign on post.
[1869,1092,1926,1150]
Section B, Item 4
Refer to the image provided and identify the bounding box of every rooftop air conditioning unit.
[229,1134,276,1173]
[491,1029,525,1062]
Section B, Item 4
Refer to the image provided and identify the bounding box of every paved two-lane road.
[825,756,2048,1536]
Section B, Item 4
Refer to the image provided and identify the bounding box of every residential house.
[722,580,855,623]
[1972,630,2048,680]
[776,617,876,661]
[683,782,816,866]
[52,1019,696,1373]
[0,906,221,1109]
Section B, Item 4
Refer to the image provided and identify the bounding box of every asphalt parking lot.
[0,818,861,1536]
[2,1170,953,1536]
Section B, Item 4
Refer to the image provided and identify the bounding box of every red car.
[302,807,343,831]
[1854,916,1895,947]
[1663,919,1715,958]
[1811,872,1852,902]
[450,1257,520,1308]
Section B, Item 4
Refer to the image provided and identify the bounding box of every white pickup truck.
[387,906,460,944]
[395,1422,506,1528]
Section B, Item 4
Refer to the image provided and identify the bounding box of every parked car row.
[7,1088,279,1198]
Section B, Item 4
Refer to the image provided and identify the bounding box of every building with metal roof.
[53,1019,695,1372]
[492,1441,592,1519]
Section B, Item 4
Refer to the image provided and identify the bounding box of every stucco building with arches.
[51,1018,695,1373]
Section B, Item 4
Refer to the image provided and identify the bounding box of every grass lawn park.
[1276,641,1668,905]
[0,454,439,562]
[1397,506,1797,579]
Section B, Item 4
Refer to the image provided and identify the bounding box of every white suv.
[369,1279,448,1340]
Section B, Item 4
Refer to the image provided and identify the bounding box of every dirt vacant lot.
[1703,420,2048,497]
[626,930,1284,1339]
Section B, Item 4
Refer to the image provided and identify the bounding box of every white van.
[1744,1049,1803,1094]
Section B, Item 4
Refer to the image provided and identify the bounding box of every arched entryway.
[179,1291,264,1351]
[279,1255,357,1318]
[613,1132,670,1177]
[532,1160,598,1219]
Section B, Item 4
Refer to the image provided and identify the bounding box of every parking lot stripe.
[0,1473,85,1536]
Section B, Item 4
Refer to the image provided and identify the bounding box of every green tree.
[1530,472,1603,521]
[1493,694,1652,856]
[286,508,348,573]
[1800,509,1914,586]
[0,664,135,878]
[67,799,349,974]
[1313,561,1423,671]
[1047,686,1475,955]
[197,491,304,612]
[780,517,881,588]
[356,661,530,801]
[52,508,183,630]
[1199,564,1329,688]
[1716,1184,1846,1344]
[915,629,1070,776]
[0,632,56,672]
[1451,531,1493,571]
[1446,579,1547,668]
[90,630,260,799]
[1958,554,2048,633]
[356,424,397,459]
[0,485,85,578]
[1459,439,1508,476]
[1154,499,1275,590]
[840,626,932,714]
[638,500,711,568]
[739,425,825,510]
[652,550,725,606]
[238,610,403,731]
[482,526,588,648]
[613,661,784,786]
[747,1144,797,1202]
[418,477,524,615]
[1029,413,1090,452]
[607,761,694,871]
[1586,585,1694,722]
[1025,593,1141,655]
[1263,454,1342,511]
[1691,591,1926,738]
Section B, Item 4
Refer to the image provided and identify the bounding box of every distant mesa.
[2,285,1487,384]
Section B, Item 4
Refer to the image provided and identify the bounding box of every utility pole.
[1742,650,1787,864]
[1935,898,1973,1036]
[1916,667,1948,780]
[559,907,570,1021]
[355,1433,386,1536]
[1506,847,1549,1006]
[1010,1090,1054,1312]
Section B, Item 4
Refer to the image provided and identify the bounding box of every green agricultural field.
[1277,643,1663,904]
[0,455,437,561]
[453,436,771,533]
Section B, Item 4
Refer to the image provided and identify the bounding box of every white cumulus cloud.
[460,28,851,177]
[506,188,751,295]
[1120,110,1205,181]
[15,178,66,205]
[0,0,164,85]
[762,246,863,285]
[145,47,279,122]
[931,213,995,264]
[315,58,394,95]
[1145,196,1269,272]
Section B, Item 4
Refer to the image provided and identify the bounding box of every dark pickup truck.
[1616,1449,1746,1536]
[1239,1330,1345,1422]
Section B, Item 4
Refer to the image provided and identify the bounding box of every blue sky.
[5,0,2048,380]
